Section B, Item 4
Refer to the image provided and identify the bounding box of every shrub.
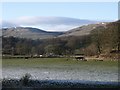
[20,73,31,86]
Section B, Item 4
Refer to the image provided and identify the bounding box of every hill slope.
[2,27,63,39]
[2,22,109,39]
[59,22,108,37]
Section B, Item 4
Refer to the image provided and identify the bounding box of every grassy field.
[2,58,118,67]
[2,58,118,68]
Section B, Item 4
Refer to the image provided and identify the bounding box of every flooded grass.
[2,58,119,88]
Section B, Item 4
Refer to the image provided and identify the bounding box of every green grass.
[2,58,118,69]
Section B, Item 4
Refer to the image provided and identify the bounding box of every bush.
[20,73,31,86]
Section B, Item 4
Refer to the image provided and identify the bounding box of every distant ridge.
[2,27,63,39]
[2,22,110,39]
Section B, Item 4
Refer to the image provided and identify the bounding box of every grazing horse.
[75,56,86,61]
[25,57,29,60]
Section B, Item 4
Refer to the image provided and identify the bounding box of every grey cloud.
[1,20,19,28]
[1,17,98,31]
[15,16,97,26]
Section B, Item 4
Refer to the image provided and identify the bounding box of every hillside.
[59,22,108,37]
[2,22,110,39]
[2,27,63,39]
[2,20,119,57]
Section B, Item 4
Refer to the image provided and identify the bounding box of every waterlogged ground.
[2,58,118,82]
